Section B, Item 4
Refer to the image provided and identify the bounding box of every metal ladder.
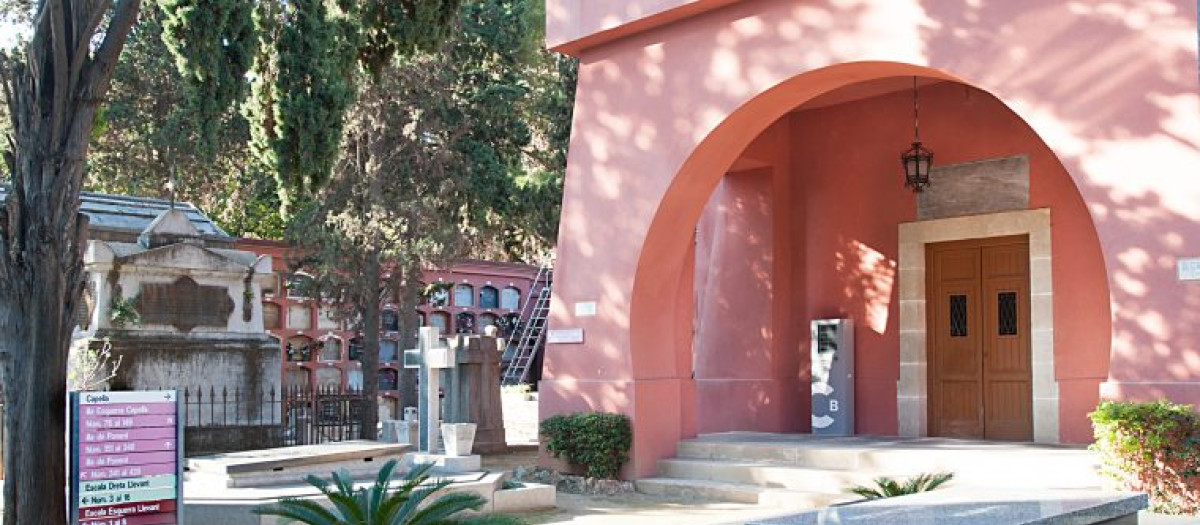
[501,265,553,385]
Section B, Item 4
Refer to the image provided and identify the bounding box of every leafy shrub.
[541,412,632,479]
[254,460,525,524]
[1090,400,1200,514]
[847,472,954,500]
[109,295,141,327]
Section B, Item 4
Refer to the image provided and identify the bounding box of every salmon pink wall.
[789,82,1109,441]
[694,170,782,432]
[692,121,807,435]
[546,0,739,54]
[541,0,1200,478]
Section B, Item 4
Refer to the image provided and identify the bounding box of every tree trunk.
[1,232,77,525]
[359,254,381,439]
[0,1,141,522]
[397,294,419,412]
[397,268,421,411]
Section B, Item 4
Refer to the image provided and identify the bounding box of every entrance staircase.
[636,432,1103,509]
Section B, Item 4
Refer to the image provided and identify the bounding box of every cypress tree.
[246,0,356,215]
[159,0,256,154]
[347,0,461,77]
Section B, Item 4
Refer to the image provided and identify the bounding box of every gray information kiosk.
[811,319,854,436]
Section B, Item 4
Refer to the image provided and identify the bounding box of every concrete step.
[675,433,1104,490]
[658,457,890,493]
[677,439,862,470]
[635,477,847,508]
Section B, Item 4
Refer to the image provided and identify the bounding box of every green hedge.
[541,412,632,479]
[1090,400,1200,514]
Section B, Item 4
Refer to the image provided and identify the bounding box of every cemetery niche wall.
[66,193,280,433]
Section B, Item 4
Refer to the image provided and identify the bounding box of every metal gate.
[282,385,367,445]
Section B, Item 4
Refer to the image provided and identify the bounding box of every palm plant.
[253,460,526,525]
[847,472,954,500]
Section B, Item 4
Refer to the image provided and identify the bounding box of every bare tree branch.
[69,0,113,84]
[83,0,139,96]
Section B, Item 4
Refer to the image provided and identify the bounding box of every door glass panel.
[950,294,968,337]
[998,291,1018,336]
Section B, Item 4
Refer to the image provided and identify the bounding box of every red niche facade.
[236,239,542,418]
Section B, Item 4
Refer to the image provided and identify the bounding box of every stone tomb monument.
[74,207,279,415]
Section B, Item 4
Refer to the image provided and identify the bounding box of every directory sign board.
[70,390,183,525]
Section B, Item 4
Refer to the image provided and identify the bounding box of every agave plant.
[847,472,954,500]
[253,460,526,525]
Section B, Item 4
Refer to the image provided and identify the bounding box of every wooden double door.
[927,235,1032,441]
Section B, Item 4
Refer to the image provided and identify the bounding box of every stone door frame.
[897,208,1058,443]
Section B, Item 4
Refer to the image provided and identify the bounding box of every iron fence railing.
[181,385,281,428]
[161,385,369,453]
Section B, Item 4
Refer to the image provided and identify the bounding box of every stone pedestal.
[444,336,507,454]
[382,420,419,446]
[409,453,482,473]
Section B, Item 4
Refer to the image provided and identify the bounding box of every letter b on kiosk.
[811,319,854,436]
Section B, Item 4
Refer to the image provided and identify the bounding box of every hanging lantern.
[902,141,933,192]
[902,77,933,192]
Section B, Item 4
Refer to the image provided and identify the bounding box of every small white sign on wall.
[574,301,597,317]
[1180,258,1200,281]
[547,328,585,344]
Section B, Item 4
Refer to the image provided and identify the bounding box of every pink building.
[540,0,1200,478]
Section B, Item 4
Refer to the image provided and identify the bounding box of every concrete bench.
[749,489,1148,525]
[185,440,411,487]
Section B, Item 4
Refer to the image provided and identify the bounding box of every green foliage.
[16,0,573,253]
[159,0,255,154]
[253,459,526,525]
[87,3,280,239]
[244,0,462,216]
[540,412,632,479]
[1090,400,1200,514]
[247,0,357,216]
[341,0,461,77]
[847,472,954,500]
[109,296,141,328]
[345,0,573,264]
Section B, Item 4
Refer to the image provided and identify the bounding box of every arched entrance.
[628,62,1109,458]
